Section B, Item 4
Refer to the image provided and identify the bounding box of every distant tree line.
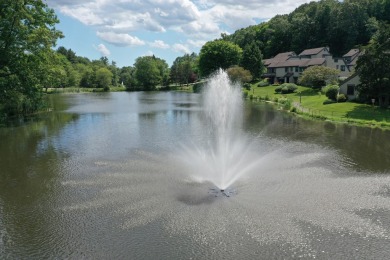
[222,0,390,59]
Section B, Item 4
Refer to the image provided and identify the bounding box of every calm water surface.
[1,92,390,259]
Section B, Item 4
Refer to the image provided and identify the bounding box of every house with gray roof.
[263,47,358,84]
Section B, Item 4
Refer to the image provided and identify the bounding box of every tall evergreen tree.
[240,42,264,80]
[356,22,390,107]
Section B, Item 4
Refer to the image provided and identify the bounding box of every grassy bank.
[46,86,127,94]
[247,84,390,129]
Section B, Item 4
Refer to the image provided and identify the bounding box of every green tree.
[226,66,253,83]
[198,40,242,77]
[170,53,198,86]
[356,22,390,107]
[240,42,264,80]
[0,0,63,116]
[119,66,137,90]
[95,67,113,91]
[134,56,164,90]
[298,66,340,88]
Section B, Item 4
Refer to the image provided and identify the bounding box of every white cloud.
[47,0,320,64]
[149,40,170,49]
[144,51,154,57]
[187,39,206,48]
[172,43,191,54]
[96,31,145,47]
[94,43,111,56]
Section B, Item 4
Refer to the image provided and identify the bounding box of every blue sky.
[46,0,318,68]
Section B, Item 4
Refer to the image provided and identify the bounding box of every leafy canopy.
[0,0,63,116]
[198,40,242,77]
[356,22,390,106]
[298,65,340,89]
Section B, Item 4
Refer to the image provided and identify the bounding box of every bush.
[281,86,289,94]
[323,85,339,101]
[279,83,298,94]
[278,97,292,110]
[243,83,251,91]
[243,91,248,99]
[258,81,270,87]
[275,85,282,93]
[337,93,347,102]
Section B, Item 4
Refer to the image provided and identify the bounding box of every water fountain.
[178,69,261,193]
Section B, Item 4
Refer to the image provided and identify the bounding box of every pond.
[1,91,390,259]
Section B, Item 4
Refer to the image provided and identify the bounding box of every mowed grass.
[249,84,390,127]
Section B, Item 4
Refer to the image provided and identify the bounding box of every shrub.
[243,91,248,99]
[281,86,289,94]
[279,83,298,94]
[278,97,292,109]
[258,81,270,87]
[275,85,282,93]
[243,83,251,91]
[323,85,339,101]
[337,93,347,102]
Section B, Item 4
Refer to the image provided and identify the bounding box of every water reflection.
[0,92,389,258]
[245,102,390,173]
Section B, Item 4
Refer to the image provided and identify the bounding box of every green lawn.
[248,84,390,128]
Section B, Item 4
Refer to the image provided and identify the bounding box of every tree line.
[222,0,390,59]
[1,0,390,118]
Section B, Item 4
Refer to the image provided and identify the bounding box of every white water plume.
[177,69,259,189]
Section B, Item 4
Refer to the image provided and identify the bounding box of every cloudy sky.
[46,0,318,67]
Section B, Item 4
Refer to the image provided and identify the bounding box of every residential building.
[263,47,359,84]
[339,74,360,100]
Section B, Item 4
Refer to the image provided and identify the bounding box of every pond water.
[1,91,390,259]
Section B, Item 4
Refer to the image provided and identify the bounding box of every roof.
[273,52,296,60]
[340,73,360,86]
[299,47,327,56]
[263,51,296,66]
[307,58,326,66]
[268,58,325,68]
[343,49,359,58]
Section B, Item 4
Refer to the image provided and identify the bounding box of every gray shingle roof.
[299,47,327,56]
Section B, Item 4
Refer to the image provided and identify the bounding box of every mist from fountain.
[178,69,261,190]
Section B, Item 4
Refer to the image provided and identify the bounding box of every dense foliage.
[0,0,62,116]
[198,40,242,77]
[226,66,252,83]
[323,85,340,101]
[240,42,264,80]
[356,22,390,107]
[170,53,198,86]
[222,0,390,59]
[298,66,340,89]
[134,56,169,91]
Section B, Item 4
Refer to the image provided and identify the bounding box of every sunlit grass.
[248,84,390,128]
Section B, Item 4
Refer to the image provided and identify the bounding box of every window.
[336,65,339,69]
[295,67,299,72]
[285,67,288,72]
[341,65,345,71]
[347,85,355,95]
